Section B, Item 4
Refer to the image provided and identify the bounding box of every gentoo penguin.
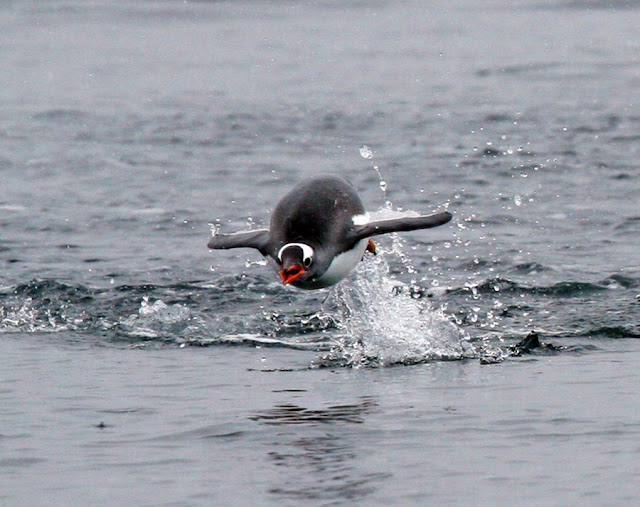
[208,175,452,289]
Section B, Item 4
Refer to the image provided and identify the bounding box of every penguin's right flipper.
[350,211,452,242]
[207,229,271,255]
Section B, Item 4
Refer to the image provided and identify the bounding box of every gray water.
[2,0,640,504]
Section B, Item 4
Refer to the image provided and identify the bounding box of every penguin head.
[277,243,315,285]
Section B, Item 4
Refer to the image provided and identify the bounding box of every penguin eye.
[303,256,313,268]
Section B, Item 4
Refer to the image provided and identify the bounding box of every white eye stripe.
[277,243,314,264]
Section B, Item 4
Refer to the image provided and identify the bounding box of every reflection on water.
[251,397,391,502]
[250,396,377,425]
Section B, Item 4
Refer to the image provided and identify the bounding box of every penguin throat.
[280,264,306,285]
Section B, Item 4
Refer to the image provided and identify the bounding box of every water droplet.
[209,221,221,237]
[379,180,387,192]
[359,145,373,159]
[514,195,522,206]
[245,258,268,268]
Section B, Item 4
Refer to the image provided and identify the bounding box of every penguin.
[208,175,452,289]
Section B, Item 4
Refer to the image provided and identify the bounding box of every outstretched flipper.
[350,211,452,242]
[207,229,271,256]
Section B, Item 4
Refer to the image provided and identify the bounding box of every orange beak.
[280,264,305,285]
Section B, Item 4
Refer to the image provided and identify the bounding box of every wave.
[574,326,640,339]
[444,275,637,298]
[0,277,331,348]
[0,260,478,365]
[2,260,637,364]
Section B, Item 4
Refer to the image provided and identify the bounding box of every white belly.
[306,239,368,289]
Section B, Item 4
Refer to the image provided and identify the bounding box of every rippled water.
[2,0,640,504]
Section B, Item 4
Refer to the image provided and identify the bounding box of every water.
[2,0,640,504]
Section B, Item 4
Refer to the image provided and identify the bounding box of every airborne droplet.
[359,145,373,159]
[209,220,221,237]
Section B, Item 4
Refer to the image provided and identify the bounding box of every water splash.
[0,296,74,333]
[359,145,391,209]
[319,247,477,367]
[209,219,221,237]
[119,296,193,339]
[0,281,92,333]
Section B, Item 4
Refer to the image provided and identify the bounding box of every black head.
[277,243,316,285]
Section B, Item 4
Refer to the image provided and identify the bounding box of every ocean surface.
[2,0,640,504]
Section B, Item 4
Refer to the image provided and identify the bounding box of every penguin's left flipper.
[207,229,271,256]
[351,211,452,242]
